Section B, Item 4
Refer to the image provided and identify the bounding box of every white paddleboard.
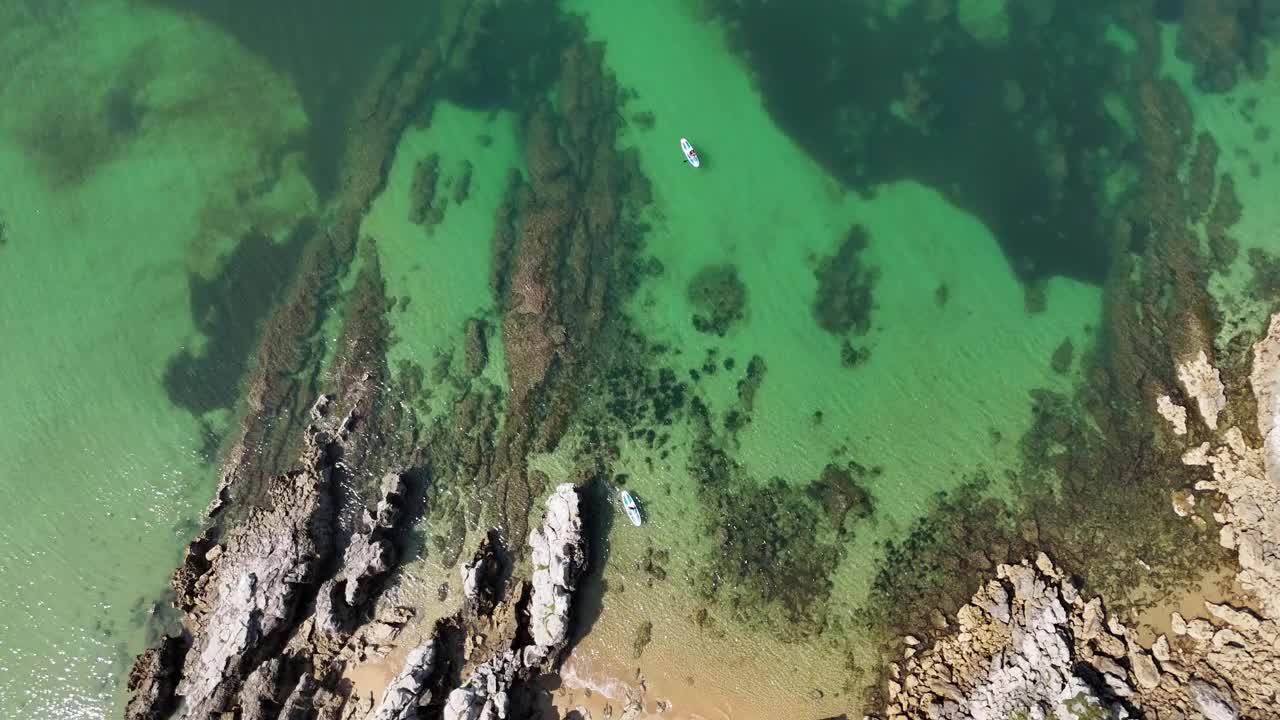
[680,137,700,168]
[620,490,643,527]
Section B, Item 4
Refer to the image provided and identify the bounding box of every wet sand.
[1131,558,1258,645]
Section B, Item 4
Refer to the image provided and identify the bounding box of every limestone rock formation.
[1157,394,1188,435]
[527,483,587,654]
[443,651,521,720]
[1252,314,1280,484]
[1177,349,1227,430]
[366,484,589,720]
[882,555,1120,720]
[370,641,438,720]
[169,399,341,720]
[880,313,1280,719]
[124,637,183,720]
[1179,315,1280,616]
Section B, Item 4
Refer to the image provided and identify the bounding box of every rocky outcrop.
[371,484,588,720]
[1180,315,1280,616]
[527,483,587,656]
[881,313,1280,719]
[883,552,1280,719]
[129,10,629,720]
[460,530,505,613]
[882,555,1119,720]
[443,651,522,720]
[167,397,342,719]
[1253,314,1280,485]
[124,636,183,720]
[1177,349,1227,430]
[317,473,407,636]
[126,387,416,720]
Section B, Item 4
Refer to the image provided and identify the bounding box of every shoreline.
[111,2,1280,719]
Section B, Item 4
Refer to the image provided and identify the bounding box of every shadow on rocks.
[562,474,615,658]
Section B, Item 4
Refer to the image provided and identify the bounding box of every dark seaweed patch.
[864,475,1025,638]
[1050,338,1074,375]
[698,465,843,634]
[143,0,435,196]
[163,222,312,415]
[20,51,153,188]
[736,355,767,413]
[438,0,575,111]
[808,462,878,536]
[814,225,879,337]
[408,153,445,227]
[1247,248,1280,313]
[711,0,1126,287]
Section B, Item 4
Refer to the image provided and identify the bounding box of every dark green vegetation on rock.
[685,402,875,638]
[1248,248,1280,313]
[813,225,879,337]
[631,620,653,659]
[687,263,747,336]
[808,462,878,537]
[408,152,445,228]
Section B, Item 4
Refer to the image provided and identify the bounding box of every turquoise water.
[0,3,315,716]
[1,1,1278,718]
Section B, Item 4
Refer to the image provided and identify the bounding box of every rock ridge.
[882,313,1280,718]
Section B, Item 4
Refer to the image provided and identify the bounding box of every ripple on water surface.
[0,1,316,716]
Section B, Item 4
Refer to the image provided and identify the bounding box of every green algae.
[362,101,521,429]
[687,263,748,337]
[813,225,880,339]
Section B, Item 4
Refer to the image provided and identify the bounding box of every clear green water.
[0,1,1277,718]
[0,2,312,716]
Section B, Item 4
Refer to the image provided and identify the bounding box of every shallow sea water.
[0,1,1277,718]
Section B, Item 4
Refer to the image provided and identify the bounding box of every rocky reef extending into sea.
[117,0,1280,717]
[878,314,1280,719]
[125,0,651,716]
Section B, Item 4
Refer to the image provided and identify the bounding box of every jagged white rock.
[527,483,586,652]
[443,651,520,720]
[885,558,1123,720]
[174,465,333,719]
[1177,350,1227,430]
[1157,394,1189,435]
[370,641,437,720]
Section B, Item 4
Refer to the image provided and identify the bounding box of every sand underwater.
[0,0,1278,718]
